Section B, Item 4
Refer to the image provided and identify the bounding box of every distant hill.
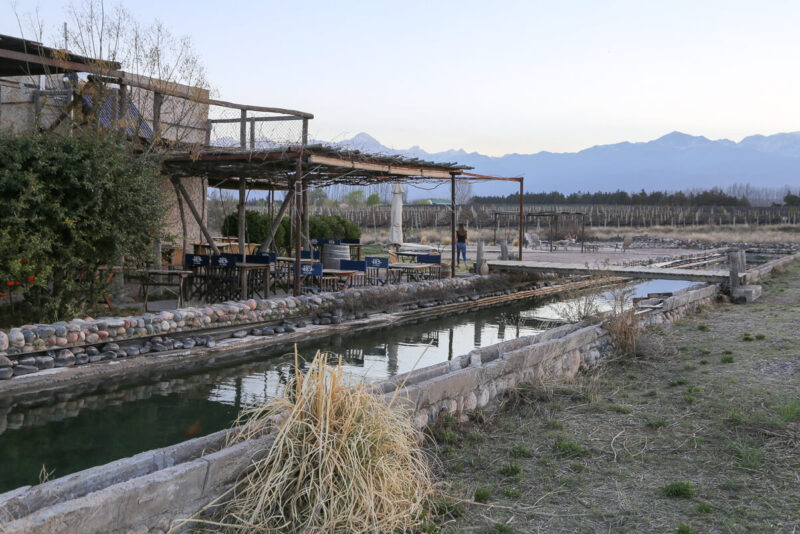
[330,131,800,200]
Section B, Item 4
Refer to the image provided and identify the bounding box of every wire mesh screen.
[206,105,304,150]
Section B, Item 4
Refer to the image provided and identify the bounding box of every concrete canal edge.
[0,254,795,533]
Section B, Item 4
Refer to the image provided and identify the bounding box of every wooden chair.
[365,256,390,285]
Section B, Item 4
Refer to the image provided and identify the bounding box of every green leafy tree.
[343,189,365,205]
[784,193,800,206]
[308,188,328,206]
[366,193,381,206]
[0,132,165,321]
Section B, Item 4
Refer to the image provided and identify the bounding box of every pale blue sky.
[3,0,800,156]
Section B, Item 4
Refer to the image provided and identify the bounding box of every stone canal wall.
[0,279,723,534]
[0,274,529,381]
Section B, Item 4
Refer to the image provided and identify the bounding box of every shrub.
[0,132,165,322]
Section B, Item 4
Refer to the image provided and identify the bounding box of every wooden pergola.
[162,145,524,295]
[0,32,525,296]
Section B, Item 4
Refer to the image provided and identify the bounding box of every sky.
[3,0,800,157]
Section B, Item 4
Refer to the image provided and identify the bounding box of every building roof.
[0,34,121,77]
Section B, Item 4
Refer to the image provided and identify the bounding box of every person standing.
[456,224,468,266]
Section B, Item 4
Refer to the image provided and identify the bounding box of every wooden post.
[249,117,255,150]
[240,109,247,149]
[518,178,524,260]
[238,178,247,298]
[260,188,294,252]
[152,92,162,141]
[293,177,303,296]
[451,174,457,278]
[172,177,219,255]
[301,119,310,248]
[728,250,741,292]
[118,83,126,136]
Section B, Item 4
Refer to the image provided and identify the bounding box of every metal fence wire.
[206,105,303,150]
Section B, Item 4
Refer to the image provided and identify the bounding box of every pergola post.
[238,178,247,298]
[301,119,310,248]
[172,177,219,255]
[293,177,303,296]
[451,173,457,278]
[260,188,294,252]
[152,92,162,142]
[518,178,524,260]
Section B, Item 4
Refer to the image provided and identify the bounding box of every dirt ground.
[428,261,800,533]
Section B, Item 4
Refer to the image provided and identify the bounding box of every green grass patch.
[668,378,688,387]
[610,404,632,414]
[493,523,513,533]
[755,333,766,340]
[661,481,695,498]
[474,487,492,503]
[501,487,521,498]
[774,400,800,423]
[698,348,711,355]
[720,355,735,364]
[695,502,712,514]
[727,441,763,469]
[676,523,696,534]
[697,324,710,332]
[437,429,459,444]
[499,463,522,476]
[509,444,533,458]
[722,349,733,355]
[553,440,587,457]
[544,419,564,430]
[742,333,754,342]
[646,419,667,429]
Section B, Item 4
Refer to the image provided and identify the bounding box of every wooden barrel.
[322,244,350,269]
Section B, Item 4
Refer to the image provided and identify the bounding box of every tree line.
[472,188,752,207]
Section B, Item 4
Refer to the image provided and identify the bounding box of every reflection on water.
[0,278,694,491]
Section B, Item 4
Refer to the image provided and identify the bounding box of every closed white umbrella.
[389,183,404,246]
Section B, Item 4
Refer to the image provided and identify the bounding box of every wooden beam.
[307,154,455,179]
[172,177,219,255]
[239,109,247,149]
[205,98,313,119]
[208,115,303,124]
[293,177,302,297]
[260,188,294,252]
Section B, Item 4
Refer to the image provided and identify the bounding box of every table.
[323,269,358,290]
[396,251,428,260]
[388,263,432,283]
[140,269,192,311]
[274,257,316,292]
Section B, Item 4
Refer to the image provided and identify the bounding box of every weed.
[722,349,733,355]
[646,419,667,429]
[774,400,800,422]
[726,410,744,425]
[644,389,658,397]
[698,348,711,355]
[427,496,465,520]
[509,444,533,458]
[467,431,486,443]
[755,334,766,340]
[661,481,695,498]
[727,441,763,469]
[610,404,632,414]
[449,462,464,473]
[676,523,696,534]
[493,523,513,533]
[720,355,734,364]
[668,378,688,387]
[537,457,553,466]
[499,463,522,477]
[627,373,637,380]
[742,333,754,342]
[695,503,712,514]
[553,440,587,457]
[699,359,708,365]
[437,430,459,445]
[474,487,491,503]
[545,419,564,430]
[502,487,521,498]
[570,462,585,471]
[697,324,709,332]
[684,394,696,404]
[683,364,698,371]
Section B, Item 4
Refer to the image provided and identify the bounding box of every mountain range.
[331,131,800,199]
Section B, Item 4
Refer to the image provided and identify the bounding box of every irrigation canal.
[0,279,693,492]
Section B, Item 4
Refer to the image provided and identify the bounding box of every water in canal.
[0,279,693,492]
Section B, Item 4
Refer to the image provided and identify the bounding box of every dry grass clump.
[603,286,641,357]
[203,351,434,533]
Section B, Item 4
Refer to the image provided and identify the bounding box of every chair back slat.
[300,250,321,260]
[245,254,271,264]
[340,238,360,244]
